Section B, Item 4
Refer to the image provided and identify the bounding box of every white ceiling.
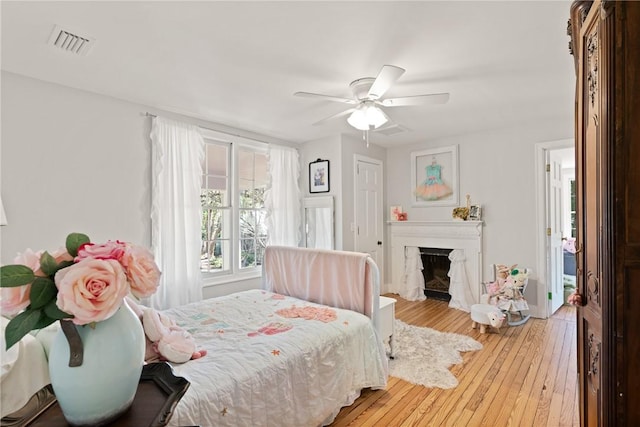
[1,1,576,147]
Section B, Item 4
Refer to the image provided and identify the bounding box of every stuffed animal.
[125,297,206,364]
[495,264,517,281]
[470,303,506,334]
[142,308,207,363]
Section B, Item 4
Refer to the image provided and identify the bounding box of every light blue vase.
[48,302,145,426]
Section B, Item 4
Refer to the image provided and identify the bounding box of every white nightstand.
[378,296,397,359]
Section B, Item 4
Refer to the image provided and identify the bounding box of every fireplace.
[420,247,452,301]
[388,221,483,303]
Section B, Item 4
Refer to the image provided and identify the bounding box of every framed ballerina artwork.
[410,145,459,207]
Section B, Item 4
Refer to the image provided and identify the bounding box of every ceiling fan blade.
[294,91,356,104]
[312,108,356,126]
[367,65,406,100]
[381,93,450,107]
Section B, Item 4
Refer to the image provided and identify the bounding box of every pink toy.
[142,308,207,363]
[125,297,206,363]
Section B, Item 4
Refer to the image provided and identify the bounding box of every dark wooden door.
[571,2,607,425]
[570,1,640,425]
[578,16,604,427]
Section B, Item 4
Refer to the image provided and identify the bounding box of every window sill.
[202,270,262,288]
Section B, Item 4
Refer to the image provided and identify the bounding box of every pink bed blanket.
[263,246,375,319]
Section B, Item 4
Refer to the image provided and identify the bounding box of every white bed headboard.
[262,246,380,330]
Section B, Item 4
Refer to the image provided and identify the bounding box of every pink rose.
[0,249,44,315]
[13,248,43,273]
[55,259,129,325]
[51,247,74,264]
[75,240,127,263]
[0,285,31,315]
[121,244,161,298]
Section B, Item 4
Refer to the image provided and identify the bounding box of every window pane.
[239,187,266,209]
[202,207,231,241]
[238,149,267,209]
[203,143,229,206]
[201,238,230,272]
[201,189,227,209]
[255,209,267,240]
[239,209,256,239]
[240,238,256,268]
[205,144,228,177]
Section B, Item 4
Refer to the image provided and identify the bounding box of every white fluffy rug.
[388,320,483,389]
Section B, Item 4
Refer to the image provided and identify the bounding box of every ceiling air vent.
[377,124,408,136]
[48,25,95,56]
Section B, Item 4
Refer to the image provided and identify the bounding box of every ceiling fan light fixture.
[347,102,388,130]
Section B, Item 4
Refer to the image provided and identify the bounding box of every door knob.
[377,241,382,246]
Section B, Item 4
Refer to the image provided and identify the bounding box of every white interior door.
[548,149,564,315]
[354,156,383,283]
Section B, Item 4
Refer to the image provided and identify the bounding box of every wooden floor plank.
[330,296,579,426]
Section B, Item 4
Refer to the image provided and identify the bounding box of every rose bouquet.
[1,232,161,350]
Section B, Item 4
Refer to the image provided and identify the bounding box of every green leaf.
[45,260,74,278]
[39,251,58,276]
[33,314,58,330]
[44,300,73,320]
[66,233,90,257]
[0,265,35,288]
[29,277,57,309]
[4,309,42,350]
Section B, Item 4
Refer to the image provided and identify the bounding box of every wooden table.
[14,363,190,427]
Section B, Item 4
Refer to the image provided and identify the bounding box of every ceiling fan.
[294,65,450,132]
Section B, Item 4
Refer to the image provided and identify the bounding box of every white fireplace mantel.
[388,221,483,303]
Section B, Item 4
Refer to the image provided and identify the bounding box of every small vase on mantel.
[48,301,145,426]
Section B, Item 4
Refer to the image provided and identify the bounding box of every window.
[200,131,268,280]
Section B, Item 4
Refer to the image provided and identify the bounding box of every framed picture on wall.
[410,145,459,207]
[309,159,330,193]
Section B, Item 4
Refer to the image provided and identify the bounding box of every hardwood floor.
[331,295,579,426]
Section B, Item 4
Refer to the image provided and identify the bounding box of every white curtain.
[265,145,301,246]
[149,116,204,309]
[401,247,427,301]
[447,249,475,312]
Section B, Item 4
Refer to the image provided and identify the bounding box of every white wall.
[385,124,573,307]
[2,72,573,310]
[299,135,342,248]
[0,72,291,296]
[1,72,152,262]
[298,134,386,252]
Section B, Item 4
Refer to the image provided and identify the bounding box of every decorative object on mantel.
[452,194,471,221]
[397,212,407,221]
[469,204,482,221]
[0,233,161,426]
[390,205,403,221]
[411,145,459,207]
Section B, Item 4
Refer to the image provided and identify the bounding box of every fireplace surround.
[389,221,483,303]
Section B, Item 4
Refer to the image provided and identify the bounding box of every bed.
[163,246,388,426]
[1,246,388,427]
